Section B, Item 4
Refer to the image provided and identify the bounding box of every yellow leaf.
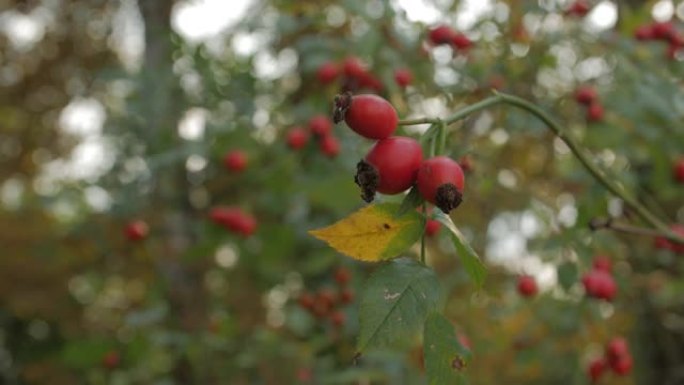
[309,203,423,262]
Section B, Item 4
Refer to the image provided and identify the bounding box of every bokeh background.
[1,0,683,384]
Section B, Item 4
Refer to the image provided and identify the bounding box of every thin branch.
[590,217,669,238]
[396,92,684,244]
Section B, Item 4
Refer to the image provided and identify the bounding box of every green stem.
[400,92,684,244]
[590,217,670,238]
[399,117,440,126]
[429,132,436,158]
[437,119,447,155]
[494,92,671,235]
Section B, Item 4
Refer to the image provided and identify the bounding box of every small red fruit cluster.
[588,337,633,382]
[335,93,465,214]
[297,267,354,328]
[285,115,340,158]
[517,275,538,298]
[427,24,472,51]
[654,224,684,254]
[316,56,385,92]
[574,85,603,123]
[209,206,257,237]
[124,220,148,242]
[582,255,616,301]
[565,1,591,17]
[634,20,683,59]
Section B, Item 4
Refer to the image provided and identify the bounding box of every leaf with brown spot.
[424,312,471,385]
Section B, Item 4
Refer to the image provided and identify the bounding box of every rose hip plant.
[5,1,684,385]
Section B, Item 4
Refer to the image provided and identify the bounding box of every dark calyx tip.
[435,184,463,214]
[354,160,379,203]
[333,91,353,124]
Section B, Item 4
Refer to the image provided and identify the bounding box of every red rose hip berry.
[451,33,472,50]
[654,224,684,253]
[316,61,339,84]
[298,292,315,310]
[354,136,423,202]
[416,156,465,214]
[334,266,351,286]
[286,127,309,150]
[330,311,345,327]
[566,1,591,17]
[425,219,441,237]
[319,135,340,158]
[587,358,606,382]
[342,56,367,79]
[611,355,633,375]
[673,158,684,184]
[308,115,332,137]
[340,288,354,304]
[125,220,148,242]
[606,337,630,362]
[209,206,257,237]
[582,269,616,301]
[428,25,456,45]
[394,68,413,88]
[334,93,398,140]
[517,275,538,297]
[223,150,248,172]
[592,255,612,272]
[575,85,598,105]
[587,102,604,122]
[102,350,120,370]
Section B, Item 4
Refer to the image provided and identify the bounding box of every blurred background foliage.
[0,0,683,384]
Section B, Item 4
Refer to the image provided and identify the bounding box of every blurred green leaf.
[358,258,441,352]
[423,312,471,385]
[435,213,486,287]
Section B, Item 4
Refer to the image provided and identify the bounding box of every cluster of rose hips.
[517,275,538,298]
[316,56,414,91]
[285,115,340,158]
[582,255,616,301]
[427,24,473,52]
[297,267,354,328]
[333,93,465,215]
[574,85,603,123]
[316,56,383,92]
[655,224,684,254]
[209,206,257,237]
[588,336,633,382]
[634,20,683,59]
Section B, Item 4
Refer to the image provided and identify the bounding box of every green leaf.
[435,213,486,287]
[357,258,442,352]
[395,186,423,217]
[557,261,578,291]
[61,339,114,369]
[424,312,471,385]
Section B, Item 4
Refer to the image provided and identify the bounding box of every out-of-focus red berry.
[316,61,339,84]
[125,220,148,242]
